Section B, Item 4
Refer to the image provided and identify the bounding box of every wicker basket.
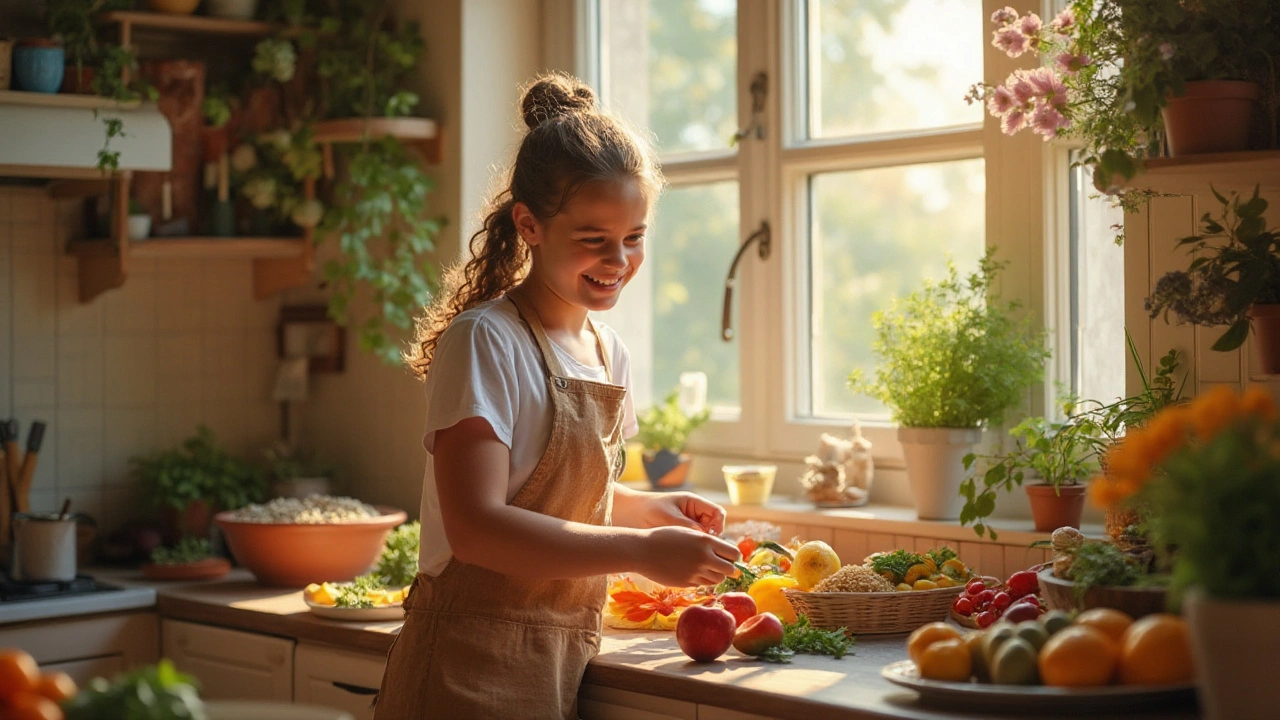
[784,585,966,636]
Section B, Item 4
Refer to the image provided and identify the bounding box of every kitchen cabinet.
[293,642,385,720]
[0,611,158,687]
[579,683,697,720]
[161,618,292,702]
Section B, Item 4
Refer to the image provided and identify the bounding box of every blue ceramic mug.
[13,44,65,94]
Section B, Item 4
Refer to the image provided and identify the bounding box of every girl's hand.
[632,492,728,535]
[639,526,740,588]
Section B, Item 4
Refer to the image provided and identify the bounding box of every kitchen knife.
[16,421,46,514]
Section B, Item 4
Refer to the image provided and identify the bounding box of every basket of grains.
[215,496,407,587]
[784,554,975,635]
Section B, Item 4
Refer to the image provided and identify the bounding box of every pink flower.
[1025,67,1069,108]
[1030,104,1069,138]
[1019,13,1043,38]
[1159,42,1176,60]
[1055,52,1092,74]
[993,26,1031,57]
[1001,108,1028,135]
[1010,73,1038,105]
[1049,8,1075,34]
[991,6,1018,25]
[987,84,1016,116]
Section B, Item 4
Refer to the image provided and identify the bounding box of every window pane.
[1070,162,1126,404]
[810,160,985,417]
[807,0,983,139]
[600,0,737,154]
[601,181,741,411]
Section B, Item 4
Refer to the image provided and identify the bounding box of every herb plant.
[130,426,266,513]
[635,389,712,453]
[867,549,926,585]
[150,537,216,565]
[758,615,854,663]
[63,660,204,720]
[371,521,420,588]
[1061,540,1143,601]
[848,248,1049,429]
[334,573,383,609]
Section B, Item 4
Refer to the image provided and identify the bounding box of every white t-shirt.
[417,297,638,575]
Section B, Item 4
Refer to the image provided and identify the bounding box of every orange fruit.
[907,622,963,665]
[1118,613,1195,686]
[33,671,77,704]
[1074,607,1134,641]
[917,637,972,682]
[1038,625,1120,687]
[0,650,40,702]
[6,692,62,720]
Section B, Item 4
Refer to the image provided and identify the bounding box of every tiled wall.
[0,186,281,533]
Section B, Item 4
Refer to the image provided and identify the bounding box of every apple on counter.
[732,612,785,656]
[718,592,757,627]
[676,604,738,662]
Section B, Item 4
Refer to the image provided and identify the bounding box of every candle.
[678,371,708,416]
[161,178,172,221]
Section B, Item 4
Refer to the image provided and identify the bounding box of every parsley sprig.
[758,615,854,663]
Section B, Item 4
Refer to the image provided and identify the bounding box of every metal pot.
[12,512,77,581]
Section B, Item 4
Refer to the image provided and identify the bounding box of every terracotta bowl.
[215,506,407,587]
[1037,567,1171,618]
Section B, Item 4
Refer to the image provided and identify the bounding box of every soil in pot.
[1025,483,1085,532]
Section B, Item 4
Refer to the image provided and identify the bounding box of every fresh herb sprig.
[372,521,420,588]
[334,574,383,609]
[150,537,215,565]
[868,549,925,585]
[758,615,854,663]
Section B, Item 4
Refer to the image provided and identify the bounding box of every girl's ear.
[512,202,541,247]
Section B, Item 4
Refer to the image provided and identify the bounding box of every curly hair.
[405,72,664,379]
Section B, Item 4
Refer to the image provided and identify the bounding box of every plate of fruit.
[302,580,408,621]
[949,569,1044,629]
[884,609,1198,712]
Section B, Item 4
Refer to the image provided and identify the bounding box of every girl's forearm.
[611,483,654,528]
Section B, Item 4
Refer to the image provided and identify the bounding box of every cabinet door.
[293,643,385,720]
[41,656,127,688]
[161,619,293,702]
[0,611,159,679]
[579,683,697,720]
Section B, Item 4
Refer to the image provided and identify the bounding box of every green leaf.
[1212,318,1250,352]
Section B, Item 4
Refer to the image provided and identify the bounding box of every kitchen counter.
[82,568,1198,720]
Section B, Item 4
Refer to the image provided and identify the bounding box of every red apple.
[718,592,757,627]
[676,605,737,662]
[732,612,785,656]
[1001,602,1044,623]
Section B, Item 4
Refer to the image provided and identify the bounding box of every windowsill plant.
[635,388,711,491]
[847,248,1049,520]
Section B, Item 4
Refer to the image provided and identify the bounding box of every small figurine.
[799,422,874,507]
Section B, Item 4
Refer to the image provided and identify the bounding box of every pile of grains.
[812,564,895,593]
[229,496,380,524]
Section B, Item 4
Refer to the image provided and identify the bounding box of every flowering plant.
[230,125,324,231]
[1090,386,1280,599]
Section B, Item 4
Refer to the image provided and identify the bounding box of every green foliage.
[150,536,215,565]
[635,389,711,453]
[334,573,382,609]
[867,549,925,584]
[262,441,334,483]
[63,660,205,720]
[1146,185,1280,352]
[232,126,324,232]
[310,0,423,120]
[372,521,420,588]
[46,0,133,66]
[130,426,266,513]
[757,614,854,663]
[848,248,1049,429]
[201,85,233,129]
[1146,414,1280,600]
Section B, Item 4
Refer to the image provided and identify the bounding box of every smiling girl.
[373,73,740,719]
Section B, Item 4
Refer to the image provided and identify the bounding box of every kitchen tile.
[103,262,157,334]
[246,293,280,331]
[57,335,105,407]
[155,259,205,333]
[101,484,148,532]
[201,332,248,402]
[154,403,204,451]
[56,407,105,490]
[13,333,56,380]
[63,487,103,529]
[13,379,56,408]
[12,253,58,336]
[104,335,157,405]
[27,490,57,515]
[244,329,278,401]
[56,256,105,337]
[155,333,203,403]
[202,259,254,330]
[103,406,158,485]
[204,401,277,457]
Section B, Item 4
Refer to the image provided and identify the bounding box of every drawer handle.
[332,681,379,696]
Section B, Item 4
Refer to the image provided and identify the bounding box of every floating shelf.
[0,89,140,111]
[1131,150,1280,195]
[312,117,443,170]
[67,237,307,260]
[98,10,278,38]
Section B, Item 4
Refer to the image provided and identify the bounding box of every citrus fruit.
[1039,625,1120,687]
[981,624,1017,667]
[0,649,39,702]
[32,671,77,704]
[746,575,800,623]
[991,637,1040,685]
[907,622,962,665]
[1118,613,1195,686]
[1075,607,1134,642]
[917,637,972,682]
[964,631,990,682]
[6,692,61,720]
[790,541,841,590]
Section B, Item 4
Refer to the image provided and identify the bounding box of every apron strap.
[507,289,568,379]
[586,318,614,385]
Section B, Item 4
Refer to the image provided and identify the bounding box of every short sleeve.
[600,323,639,440]
[422,315,522,453]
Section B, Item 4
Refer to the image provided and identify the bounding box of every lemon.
[747,575,800,623]
[790,541,841,590]
[304,582,337,606]
[748,548,789,568]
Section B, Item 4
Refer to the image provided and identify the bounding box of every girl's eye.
[581,237,605,244]
[626,234,645,244]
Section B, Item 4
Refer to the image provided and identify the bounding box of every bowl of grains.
[215,496,407,587]
[784,563,966,635]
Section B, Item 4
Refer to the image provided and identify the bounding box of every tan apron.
[374,290,627,720]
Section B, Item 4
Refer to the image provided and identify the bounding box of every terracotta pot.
[642,449,690,491]
[142,557,231,582]
[60,63,95,94]
[148,0,200,14]
[898,427,982,520]
[161,499,214,544]
[1024,483,1085,532]
[1162,80,1259,156]
[1184,591,1280,720]
[1247,304,1280,375]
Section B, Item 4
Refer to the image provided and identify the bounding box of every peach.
[732,611,785,656]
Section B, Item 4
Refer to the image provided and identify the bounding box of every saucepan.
[11,512,77,582]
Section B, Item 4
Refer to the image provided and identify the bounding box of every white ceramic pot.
[206,701,353,720]
[127,213,152,241]
[1184,590,1280,720]
[897,426,982,520]
[274,476,332,500]
[206,0,259,19]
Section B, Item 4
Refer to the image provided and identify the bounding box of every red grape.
[975,611,996,628]
[977,589,995,606]
[953,597,975,616]
[992,591,1012,610]
[1006,570,1040,598]
[966,578,987,595]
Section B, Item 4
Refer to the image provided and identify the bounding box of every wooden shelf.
[1131,150,1280,195]
[312,117,443,169]
[0,89,140,111]
[67,237,307,260]
[98,11,278,37]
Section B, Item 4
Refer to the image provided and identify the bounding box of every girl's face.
[517,177,649,314]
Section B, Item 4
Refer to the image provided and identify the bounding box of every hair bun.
[521,73,596,130]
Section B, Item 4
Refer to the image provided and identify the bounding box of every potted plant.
[1089,385,1280,719]
[230,126,324,236]
[130,426,266,543]
[207,0,260,20]
[1145,185,1280,372]
[262,440,335,499]
[127,198,151,241]
[635,388,711,491]
[848,249,1048,520]
[141,536,231,581]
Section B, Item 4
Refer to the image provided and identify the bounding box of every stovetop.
[0,572,156,624]
[0,574,114,602]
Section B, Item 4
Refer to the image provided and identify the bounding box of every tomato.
[737,538,758,560]
[952,596,975,616]
[992,591,1012,610]
[1006,570,1039,598]
[965,578,987,595]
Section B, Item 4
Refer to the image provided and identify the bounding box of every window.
[1069,158,1126,405]
[585,0,1099,462]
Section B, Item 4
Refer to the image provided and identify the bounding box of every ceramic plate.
[303,597,404,621]
[882,661,1197,713]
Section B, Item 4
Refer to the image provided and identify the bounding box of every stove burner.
[0,574,118,602]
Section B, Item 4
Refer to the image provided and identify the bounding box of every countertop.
[80,568,1197,720]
